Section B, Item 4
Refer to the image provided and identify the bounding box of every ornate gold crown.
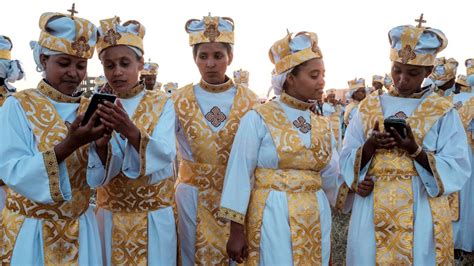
[0,35,12,60]
[38,12,97,59]
[269,31,322,74]
[348,78,366,90]
[233,69,249,84]
[97,17,145,55]
[141,62,159,76]
[430,57,458,81]
[466,59,474,76]
[372,75,384,84]
[185,15,234,46]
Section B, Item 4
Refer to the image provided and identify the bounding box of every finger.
[242,245,249,259]
[85,111,100,128]
[70,114,83,130]
[406,123,415,139]
[96,109,117,124]
[100,118,115,129]
[373,120,380,132]
[389,127,404,142]
[116,99,126,111]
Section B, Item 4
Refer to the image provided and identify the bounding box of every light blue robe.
[88,90,177,266]
[0,93,102,265]
[220,98,347,266]
[340,93,470,265]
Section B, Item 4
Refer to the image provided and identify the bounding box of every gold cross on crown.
[415,13,426,28]
[67,3,78,18]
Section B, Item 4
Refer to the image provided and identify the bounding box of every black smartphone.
[384,117,407,138]
[81,93,117,126]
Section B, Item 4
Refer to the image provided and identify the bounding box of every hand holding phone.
[81,93,117,126]
[384,117,407,138]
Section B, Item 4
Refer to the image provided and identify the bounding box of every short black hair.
[192,43,233,59]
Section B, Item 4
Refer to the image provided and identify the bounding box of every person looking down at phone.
[340,15,471,265]
[343,77,366,126]
[90,16,177,266]
[0,9,105,265]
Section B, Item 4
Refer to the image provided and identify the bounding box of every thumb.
[69,114,84,130]
[116,99,125,110]
[373,120,380,132]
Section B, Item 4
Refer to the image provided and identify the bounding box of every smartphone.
[81,93,117,126]
[384,117,407,138]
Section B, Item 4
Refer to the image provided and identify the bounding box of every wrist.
[230,221,245,233]
[125,125,140,141]
[408,145,422,158]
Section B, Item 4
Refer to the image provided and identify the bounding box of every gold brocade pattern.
[245,101,332,265]
[359,92,454,265]
[96,89,170,266]
[199,78,234,93]
[328,105,342,149]
[343,101,359,125]
[280,92,313,110]
[115,83,144,99]
[37,80,82,103]
[458,96,474,150]
[1,89,90,265]
[0,85,8,106]
[173,83,257,265]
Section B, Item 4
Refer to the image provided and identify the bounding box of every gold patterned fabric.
[359,92,454,265]
[245,101,332,265]
[173,83,257,265]
[1,87,90,265]
[343,101,359,125]
[328,105,342,149]
[0,85,8,106]
[96,89,171,265]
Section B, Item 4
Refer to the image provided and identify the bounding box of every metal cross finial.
[67,3,78,18]
[415,13,426,28]
[208,12,212,17]
[286,28,291,35]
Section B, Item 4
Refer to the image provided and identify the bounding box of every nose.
[206,58,216,68]
[113,66,123,76]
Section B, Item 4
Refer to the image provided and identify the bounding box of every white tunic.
[174,84,237,266]
[452,91,474,252]
[340,93,471,265]
[88,90,177,266]
[220,98,345,266]
[0,95,102,265]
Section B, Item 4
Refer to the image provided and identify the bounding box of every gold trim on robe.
[358,92,454,265]
[343,101,359,125]
[245,101,332,265]
[173,83,257,265]
[0,85,9,107]
[96,89,172,266]
[1,87,90,265]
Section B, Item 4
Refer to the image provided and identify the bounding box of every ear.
[424,66,433,78]
[138,56,145,71]
[286,72,295,87]
[39,54,48,70]
[227,51,234,66]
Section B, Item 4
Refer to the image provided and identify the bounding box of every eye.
[214,53,223,59]
[199,54,207,60]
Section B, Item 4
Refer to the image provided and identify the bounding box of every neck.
[44,79,76,96]
[285,89,310,103]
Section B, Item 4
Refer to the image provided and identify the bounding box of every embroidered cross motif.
[293,116,311,134]
[204,21,221,42]
[205,106,226,127]
[104,29,122,46]
[71,36,90,57]
[398,45,417,64]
